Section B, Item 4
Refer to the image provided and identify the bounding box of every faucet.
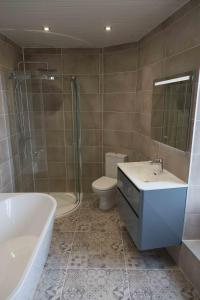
[150,158,164,173]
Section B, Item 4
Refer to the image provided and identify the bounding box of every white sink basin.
[118,161,188,190]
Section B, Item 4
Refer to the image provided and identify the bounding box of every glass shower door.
[71,77,82,203]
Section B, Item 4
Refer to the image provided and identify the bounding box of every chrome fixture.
[150,158,164,173]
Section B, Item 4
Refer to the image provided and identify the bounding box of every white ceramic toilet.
[92,153,128,210]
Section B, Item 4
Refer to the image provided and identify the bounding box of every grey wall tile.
[103,93,135,112]
[164,46,200,77]
[139,30,164,67]
[63,53,99,75]
[103,112,133,131]
[104,44,138,73]
[165,6,200,57]
[104,72,137,93]
[103,130,132,148]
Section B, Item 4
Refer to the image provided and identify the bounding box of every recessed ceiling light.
[43,26,50,32]
[105,26,111,32]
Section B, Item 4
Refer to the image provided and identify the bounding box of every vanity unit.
[117,161,188,250]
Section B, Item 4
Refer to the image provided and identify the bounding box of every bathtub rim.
[0,193,57,300]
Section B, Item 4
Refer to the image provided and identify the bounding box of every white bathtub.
[0,193,57,300]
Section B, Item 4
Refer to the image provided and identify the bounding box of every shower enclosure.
[9,68,82,217]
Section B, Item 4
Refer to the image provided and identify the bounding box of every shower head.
[9,71,31,80]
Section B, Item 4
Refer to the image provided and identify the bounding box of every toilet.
[92,152,128,210]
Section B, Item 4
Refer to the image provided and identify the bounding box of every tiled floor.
[34,194,200,300]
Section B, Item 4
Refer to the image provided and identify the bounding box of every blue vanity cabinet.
[117,168,187,250]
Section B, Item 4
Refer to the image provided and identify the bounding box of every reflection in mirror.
[151,72,194,151]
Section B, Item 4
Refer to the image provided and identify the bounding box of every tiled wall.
[1,0,200,203]
[0,35,22,192]
[102,0,200,238]
[103,43,138,166]
[102,0,200,182]
[23,48,103,193]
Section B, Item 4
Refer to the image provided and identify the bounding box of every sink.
[117,161,188,190]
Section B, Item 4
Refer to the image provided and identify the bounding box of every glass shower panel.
[11,72,35,192]
[9,70,82,208]
[71,77,82,202]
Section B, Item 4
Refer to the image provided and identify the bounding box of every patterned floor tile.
[34,194,200,300]
[80,193,99,209]
[122,231,176,270]
[127,270,200,300]
[50,232,74,255]
[33,267,66,300]
[45,251,69,270]
[54,210,79,233]
[76,208,121,233]
[62,269,130,300]
[68,231,125,269]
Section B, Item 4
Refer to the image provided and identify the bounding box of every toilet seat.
[92,176,117,191]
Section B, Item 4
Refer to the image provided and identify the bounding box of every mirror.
[151,72,194,151]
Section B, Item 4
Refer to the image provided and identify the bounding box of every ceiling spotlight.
[105,26,112,32]
[43,26,50,32]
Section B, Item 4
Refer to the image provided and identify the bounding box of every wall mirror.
[151,72,195,151]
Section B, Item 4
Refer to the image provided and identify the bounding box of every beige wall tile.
[47,146,65,162]
[35,178,49,192]
[103,93,135,112]
[81,129,101,146]
[46,131,65,147]
[43,93,63,111]
[158,143,189,181]
[45,111,64,130]
[82,163,102,179]
[103,130,132,148]
[48,162,66,177]
[80,94,101,112]
[82,146,101,163]
[81,112,101,129]
[79,75,99,93]
[139,30,164,67]
[165,6,200,57]
[49,178,66,192]
[63,53,99,75]
[103,112,133,131]
[164,46,200,77]
[104,44,138,73]
[137,62,164,91]
[104,71,137,93]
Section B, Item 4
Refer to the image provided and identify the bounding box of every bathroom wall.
[23,48,103,193]
[102,43,138,166]
[102,0,200,237]
[135,0,200,182]
[137,0,200,239]
[102,0,200,183]
[0,34,22,192]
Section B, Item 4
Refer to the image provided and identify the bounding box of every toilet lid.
[92,176,117,191]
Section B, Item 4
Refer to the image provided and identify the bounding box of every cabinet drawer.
[117,189,139,246]
[117,168,140,214]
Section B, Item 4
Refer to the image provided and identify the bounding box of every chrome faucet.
[150,158,164,173]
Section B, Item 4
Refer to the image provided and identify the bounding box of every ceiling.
[0,0,189,48]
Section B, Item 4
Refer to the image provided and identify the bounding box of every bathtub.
[0,193,57,300]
